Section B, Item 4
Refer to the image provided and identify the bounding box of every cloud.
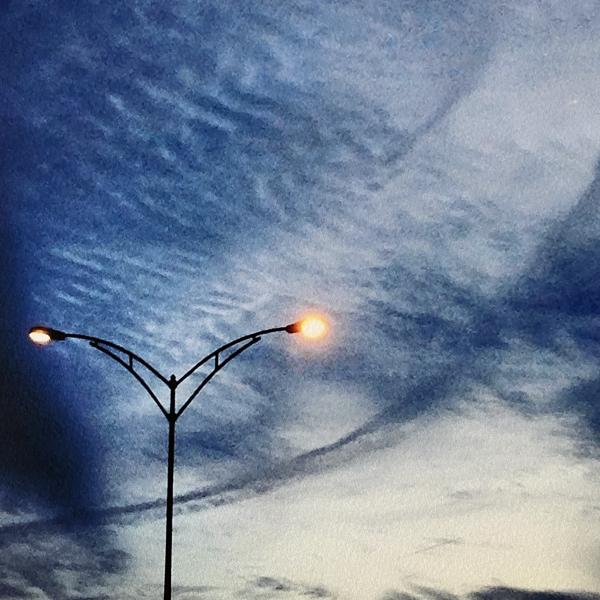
[469,587,600,600]
[0,0,502,520]
[3,158,600,599]
[0,527,129,599]
[382,587,600,600]
[104,396,597,598]
[508,158,600,326]
[2,0,600,597]
[247,576,335,599]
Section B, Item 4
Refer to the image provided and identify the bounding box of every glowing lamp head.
[285,315,329,339]
[28,326,66,345]
[300,316,328,339]
[28,328,52,345]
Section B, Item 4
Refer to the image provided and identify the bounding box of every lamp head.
[28,326,67,345]
[285,322,302,334]
[286,314,329,340]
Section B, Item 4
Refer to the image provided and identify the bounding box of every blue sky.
[1,1,600,598]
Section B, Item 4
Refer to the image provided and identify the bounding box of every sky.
[1,0,600,598]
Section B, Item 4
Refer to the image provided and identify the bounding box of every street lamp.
[28,315,328,600]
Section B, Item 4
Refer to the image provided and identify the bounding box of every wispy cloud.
[0,528,129,599]
[2,0,600,597]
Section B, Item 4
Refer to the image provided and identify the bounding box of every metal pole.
[163,375,177,600]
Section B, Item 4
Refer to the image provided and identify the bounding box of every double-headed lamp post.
[28,315,328,600]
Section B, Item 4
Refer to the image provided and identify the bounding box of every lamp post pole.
[164,374,177,599]
[28,320,319,600]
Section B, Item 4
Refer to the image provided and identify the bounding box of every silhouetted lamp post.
[28,315,328,600]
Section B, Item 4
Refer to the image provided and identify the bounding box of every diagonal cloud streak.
[5,154,600,537]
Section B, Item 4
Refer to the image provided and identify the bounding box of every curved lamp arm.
[87,340,169,418]
[174,324,300,419]
[29,326,170,417]
[65,332,170,385]
[175,336,260,418]
[177,324,298,385]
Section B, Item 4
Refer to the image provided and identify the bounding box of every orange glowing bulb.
[299,315,328,340]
